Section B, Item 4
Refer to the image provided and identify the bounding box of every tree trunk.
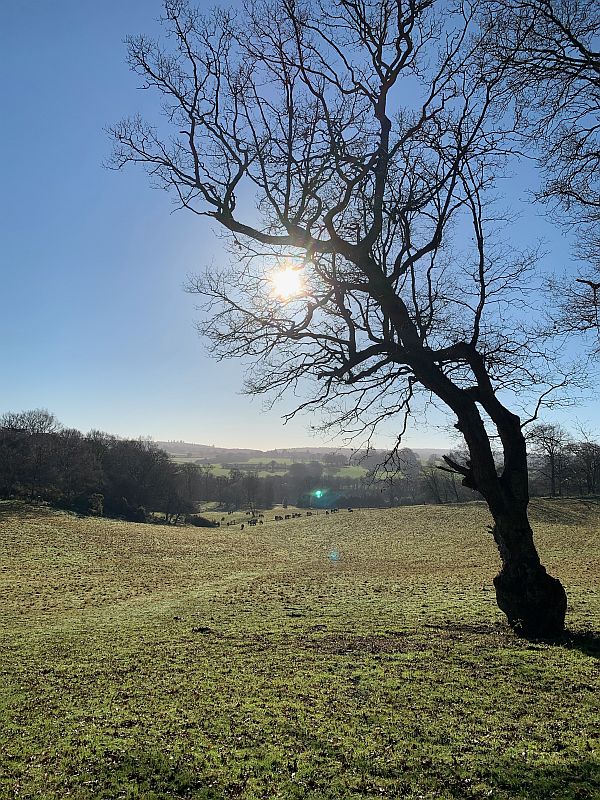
[448,387,567,638]
[405,343,568,638]
[549,452,556,496]
[491,507,567,638]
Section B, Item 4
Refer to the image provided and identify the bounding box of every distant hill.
[154,441,448,464]
[156,442,264,461]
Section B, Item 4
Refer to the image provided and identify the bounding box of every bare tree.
[421,454,465,504]
[480,0,600,351]
[527,422,572,497]
[372,447,422,505]
[568,426,600,494]
[0,409,64,499]
[110,0,583,636]
[1,408,62,435]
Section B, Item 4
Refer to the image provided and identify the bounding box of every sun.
[270,265,305,300]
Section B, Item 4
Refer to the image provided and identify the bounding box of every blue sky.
[1,1,597,450]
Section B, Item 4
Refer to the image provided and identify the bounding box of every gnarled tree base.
[494,565,567,638]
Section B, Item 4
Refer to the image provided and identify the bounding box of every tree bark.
[491,505,567,638]
[431,360,569,639]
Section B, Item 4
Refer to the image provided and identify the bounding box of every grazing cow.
[348,508,354,512]
[275,515,283,521]
[285,514,291,520]
[306,512,313,516]
[241,523,245,530]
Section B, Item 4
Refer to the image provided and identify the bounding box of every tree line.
[0,409,193,523]
[2,410,598,522]
[0,410,460,515]
[528,424,600,498]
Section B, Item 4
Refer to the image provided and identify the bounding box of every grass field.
[1,499,599,799]
[165,457,369,480]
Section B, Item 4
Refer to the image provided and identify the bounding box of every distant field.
[165,457,369,480]
[168,456,232,475]
[169,454,206,464]
[1,499,599,799]
[334,464,369,478]
[247,457,296,466]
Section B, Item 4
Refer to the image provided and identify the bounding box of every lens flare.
[270,265,304,300]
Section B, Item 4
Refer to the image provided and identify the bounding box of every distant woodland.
[1,409,599,523]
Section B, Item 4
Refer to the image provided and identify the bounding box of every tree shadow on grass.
[71,743,600,800]
[423,621,600,659]
[552,629,600,660]
[76,749,226,799]
[480,758,600,800]
[303,737,600,800]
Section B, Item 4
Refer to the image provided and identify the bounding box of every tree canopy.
[110,0,599,636]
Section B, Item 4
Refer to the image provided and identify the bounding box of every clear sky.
[1,1,597,450]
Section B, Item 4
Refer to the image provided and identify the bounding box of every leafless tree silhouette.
[109,0,589,636]
[480,0,599,352]
[527,421,572,497]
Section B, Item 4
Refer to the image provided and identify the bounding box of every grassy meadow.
[1,499,599,799]
[165,457,369,480]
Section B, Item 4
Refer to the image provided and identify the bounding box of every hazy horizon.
[0,403,457,452]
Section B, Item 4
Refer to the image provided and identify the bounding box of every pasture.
[1,499,599,799]
[164,457,369,480]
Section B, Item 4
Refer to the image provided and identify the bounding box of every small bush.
[87,493,104,516]
[185,514,218,528]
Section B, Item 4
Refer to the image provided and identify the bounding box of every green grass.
[202,464,233,476]
[329,465,369,478]
[169,455,205,464]
[1,499,599,799]
[164,453,371,483]
[166,456,369,480]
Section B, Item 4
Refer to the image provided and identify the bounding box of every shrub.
[185,514,217,528]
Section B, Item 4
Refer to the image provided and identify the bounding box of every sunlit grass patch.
[1,500,599,798]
